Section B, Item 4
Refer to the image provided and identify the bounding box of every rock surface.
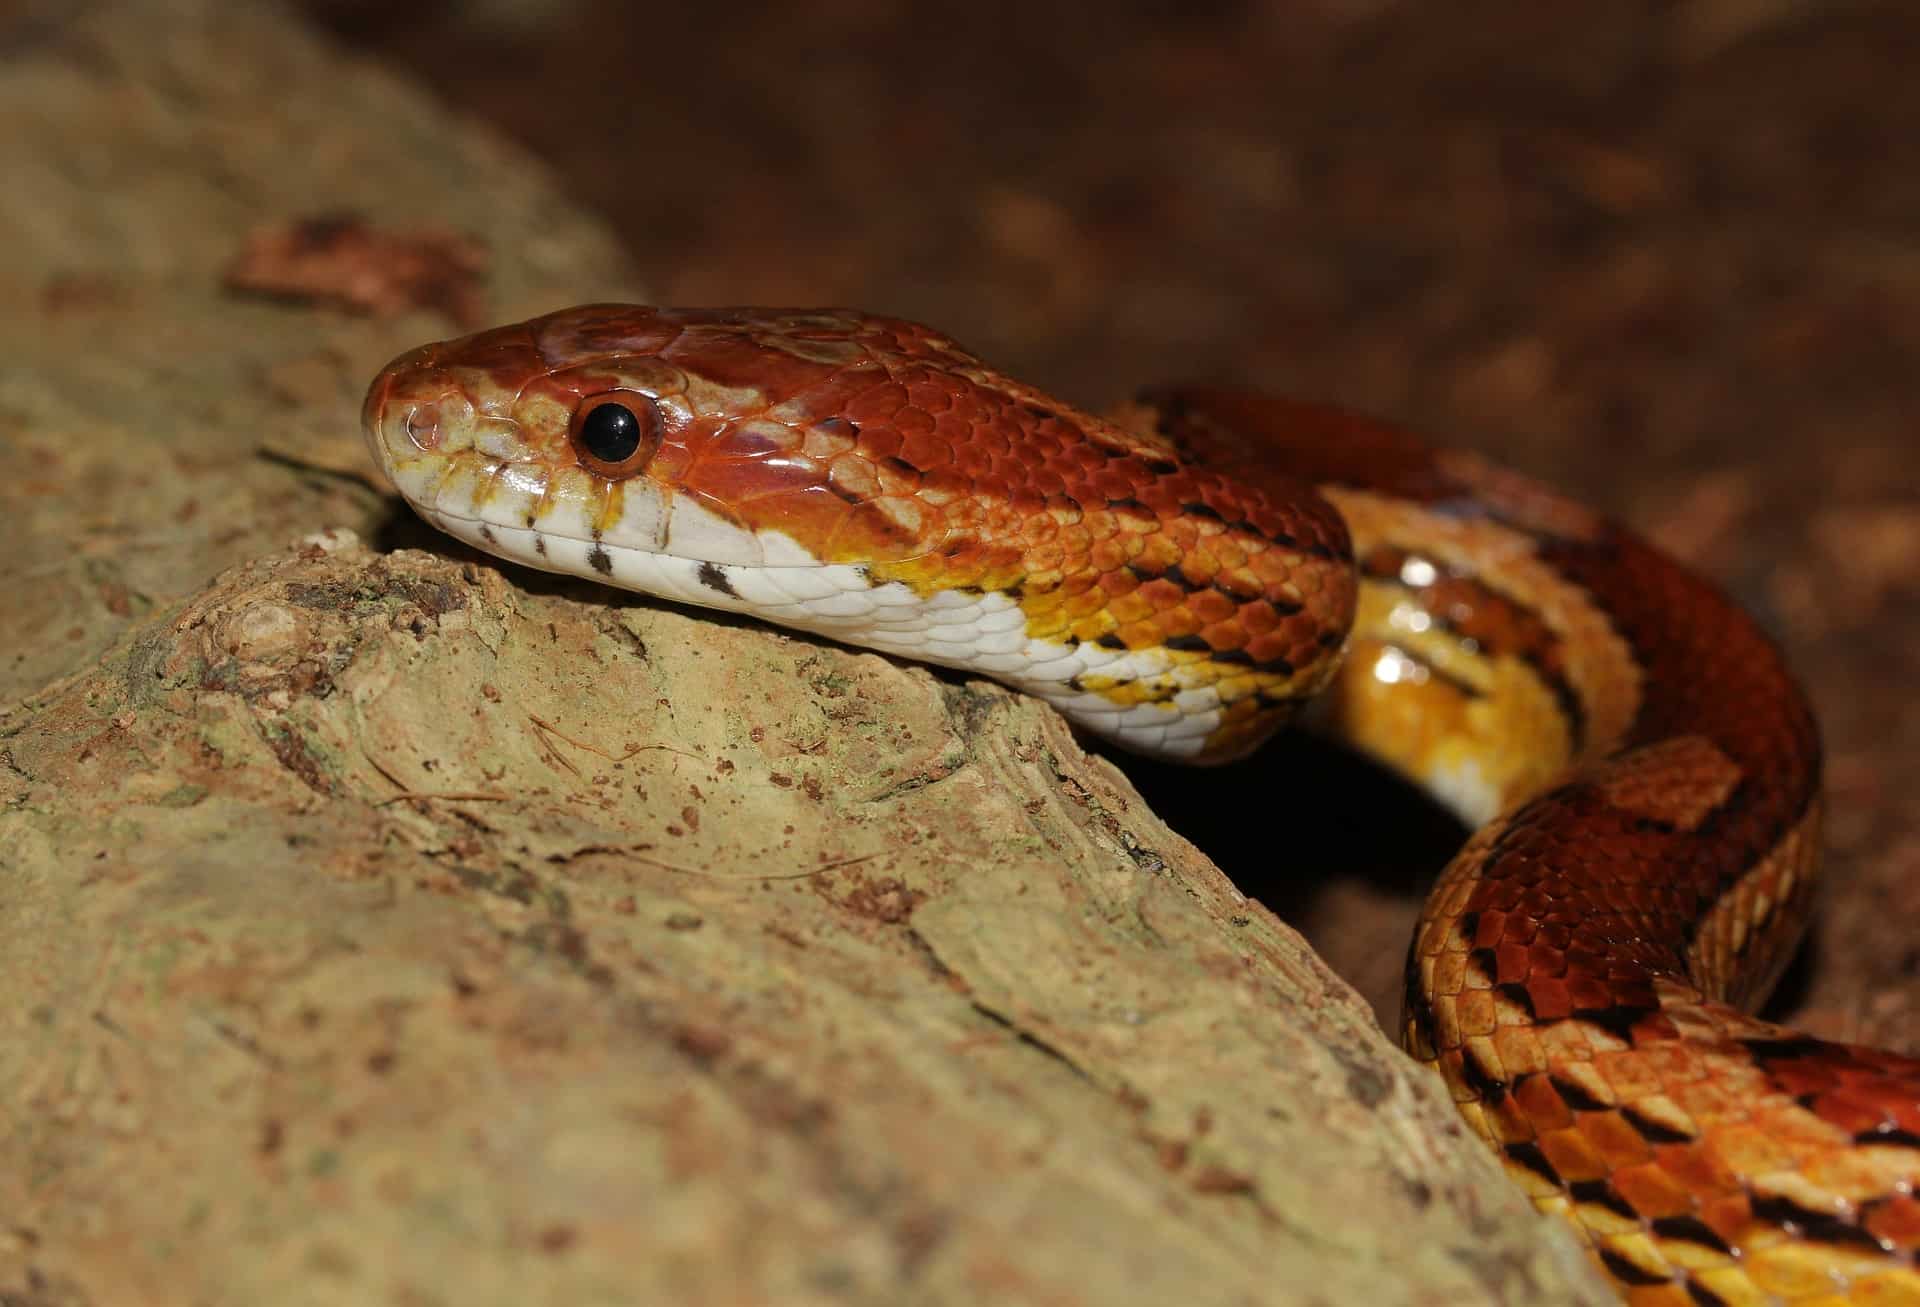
[0,3,1611,1305]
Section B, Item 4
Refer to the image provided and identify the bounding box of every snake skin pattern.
[363,305,1920,1305]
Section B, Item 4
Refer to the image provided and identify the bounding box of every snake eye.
[570,392,662,478]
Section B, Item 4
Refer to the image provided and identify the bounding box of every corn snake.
[362,304,1920,1305]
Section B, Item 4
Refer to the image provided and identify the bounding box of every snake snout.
[359,366,402,481]
[360,346,457,484]
[361,355,486,485]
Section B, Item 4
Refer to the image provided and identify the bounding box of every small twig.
[809,852,884,873]
[526,715,583,776]
[374,790,513,806]
[580,846,882,882]
[527,712,705,766]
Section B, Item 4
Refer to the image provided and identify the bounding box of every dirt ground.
[305,0,1920,1049]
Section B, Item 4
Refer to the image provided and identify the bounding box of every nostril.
[401,400,443,450]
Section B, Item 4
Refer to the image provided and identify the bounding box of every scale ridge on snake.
[362,304,1920,1305]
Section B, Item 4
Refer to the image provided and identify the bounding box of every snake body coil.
[364,305,1920,1305]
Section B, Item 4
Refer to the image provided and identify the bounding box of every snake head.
[364,303,1352,762]
[360,304,969,590]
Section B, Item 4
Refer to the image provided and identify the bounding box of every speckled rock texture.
[0,3,1610,1305]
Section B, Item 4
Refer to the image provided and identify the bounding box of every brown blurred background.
[304,0,1920,1037]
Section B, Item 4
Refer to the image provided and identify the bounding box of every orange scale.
[930,559,992,593]
[1512,1073,1576,1131]
[1564,976,1622,1015]
[1463,909,1508,950]
[1629,1014,1686,1052]
[1109,594,1156,626]
[1177,561,1222,593]
[1023,611,1071,641]
[1274,633,1320,671]
[1247,547,1304,583]
[1054,534,1094,564]
[1136,544,1184,578]
[1243,632,1303,668]
[906,380,954,413]
[1172,480,1218,510]
[855,425,904,462]
[1802,1090,1890,1137]
[1580,1111,1660,1171]
[845,381,909,422]
[1063,587,1108,617]
[1712,1124,1812,1179]
[985,426,1030,457]
[1523,976,1575,1021]
[898,445,960,487]
[1239,603,1281,635]
[1050,552,1091,581]
[1695,1191,1756,1237]
[987,440,1030,469]
[1039,450,1081,480]
[1206,539,1247,570]
[1295,571,1333,604]
[1067,441,1112,470]
[1044,497,1085,526]
[1179,535,1225,568]
[1484,1093,1544,1147]
[1537,1126,1610,1185]
[1491,941,1536,985]
[1020,470,1062,501]
[1863,1192,1920,1248]
[1069,616,1117,645]
[1197,622,1248,653]
[945,453,991,484]
[1138,580,1187,613]
[919,466,973,501]
[1052,467,1104,498]
[737,493,856,557]
[1023,539,1065,572]
[825,453,882,498]
[1088,540,1135,574]
[892,404,935,440]
[1186,591,1236,626]
[1160,612,1203,640]
[875,466,922,502]
[1023,469,1066,498]
[1131,479,1178,508]
[1218,567,1266,600]
[1760,1055,1845,1101]
[1648,1079,1736,1132]
[696,460,828,519]
[982,544,1030,577]
[1021,584,1066,613]
[930,411,973,445]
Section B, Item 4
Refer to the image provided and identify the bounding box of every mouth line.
[415,501,853,572]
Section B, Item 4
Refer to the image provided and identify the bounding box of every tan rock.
[0,3,1611,1304]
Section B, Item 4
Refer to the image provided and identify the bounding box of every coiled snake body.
[364,305,1920,1305]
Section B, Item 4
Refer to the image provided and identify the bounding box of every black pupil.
[581,402,642,462]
